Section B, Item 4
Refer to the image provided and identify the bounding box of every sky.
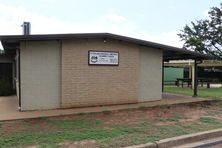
[0,0,221,49]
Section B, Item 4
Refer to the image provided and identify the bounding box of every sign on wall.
[88,51,119,65]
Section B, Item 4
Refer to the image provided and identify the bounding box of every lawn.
[164,86,222,99]
[1,101,222,147]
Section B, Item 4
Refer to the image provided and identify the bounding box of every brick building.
[0,33,209,111]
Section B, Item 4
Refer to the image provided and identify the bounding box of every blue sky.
[0,0,221,48]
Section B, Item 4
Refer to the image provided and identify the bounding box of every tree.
[178,3,222,59]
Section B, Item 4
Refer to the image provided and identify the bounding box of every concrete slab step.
[126,128,222,148]
[174,136,222,148]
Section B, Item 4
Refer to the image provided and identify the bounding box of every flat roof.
[165,60,222,67]
[0,33,212,60]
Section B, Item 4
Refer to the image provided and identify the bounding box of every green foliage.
[178,3,222,59]
[0,78,14,96]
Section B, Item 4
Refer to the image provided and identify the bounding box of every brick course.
[61,38,139,108]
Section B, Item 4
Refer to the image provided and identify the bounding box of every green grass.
[0,125,140,148]
[200,117,222,128]
[180,123,208,133]
[1,103,222,147]
[98,120,222,148]
[0,118,222,148]
[47,119,103,129]
[164,86,222,99]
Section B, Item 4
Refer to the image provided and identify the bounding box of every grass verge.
[164,86,222,99]
[1,102,222,147]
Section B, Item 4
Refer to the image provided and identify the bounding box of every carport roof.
[0,33,212,60]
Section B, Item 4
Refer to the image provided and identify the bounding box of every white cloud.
[39,0,56,3]
[167,5,176,10]
[155,31,183,47]
[0,4,130,35]
[203,9,209,18]
[105,13,127,23]
[0,3,84,34]
[0,3,183,49]
[135,31,183,48]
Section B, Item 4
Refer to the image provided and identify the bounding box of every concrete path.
[0,93,211,121]
[127,128,222,148]
[176,136,222,148]
[0,95,18,115]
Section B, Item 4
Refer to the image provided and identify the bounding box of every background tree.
[178,3,222,59]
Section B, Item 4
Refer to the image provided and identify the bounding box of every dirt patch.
[48,102,213,126]
[58,140,98,148]
[96,104,209,126]
[183,106,207,121]
[1,118,59,135]
[1,103,213,135]
[25,140,98,148]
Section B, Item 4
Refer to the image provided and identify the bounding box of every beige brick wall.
[61,38,139,108]
[18,38,163,110]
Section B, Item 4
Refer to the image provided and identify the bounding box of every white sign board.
[89,51,119,65]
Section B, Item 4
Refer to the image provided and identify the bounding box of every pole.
[162,59,164,92]
[193,59,198,97]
